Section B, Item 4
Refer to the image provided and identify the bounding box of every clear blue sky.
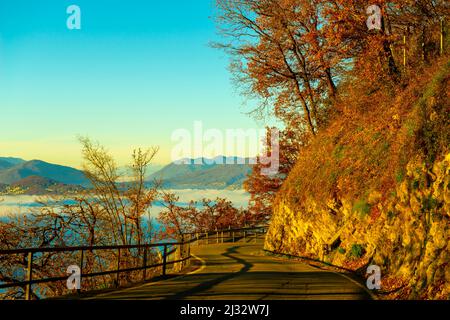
[0,0,264,168]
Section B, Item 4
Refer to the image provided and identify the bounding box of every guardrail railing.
[185,225,268,246]
[0,225,268,300]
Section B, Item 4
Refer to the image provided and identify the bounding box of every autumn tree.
[198,198,243,230]
[0,139,161,299]
[244,127,305,221]
[323,0,448,84]
[157,191,198,239]
[158,195,246,240]
[216,0,448,130]
[218,1,448,221]
[215,0,342,136]
[79,137,159,246]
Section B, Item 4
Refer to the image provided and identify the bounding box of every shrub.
[350,244,365,258]
[422,196,439,212]
[395,170,405,183]
[387,211,396,220]
[352,200,371,217]
[333,145,345,160]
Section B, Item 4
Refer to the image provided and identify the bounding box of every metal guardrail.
[0,241,185,300]
[0,225,268,300]
[185,225,268,246]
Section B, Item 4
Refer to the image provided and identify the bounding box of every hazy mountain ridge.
[0,157,26,166]
[0,156,253,193]
[148,156,254,190]
[0,157,90,188]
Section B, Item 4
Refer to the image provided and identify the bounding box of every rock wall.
[265,153,449,299]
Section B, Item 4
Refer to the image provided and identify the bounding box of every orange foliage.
[157,191,248,240]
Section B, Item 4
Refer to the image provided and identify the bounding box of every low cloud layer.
[0,190,250,218]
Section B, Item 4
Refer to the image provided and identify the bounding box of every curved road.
[87,242,372,300]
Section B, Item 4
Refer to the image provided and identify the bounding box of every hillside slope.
[0,160,89,187]
[0,160,14,171]
[0,157,26,166]
[265,59,449,299]
[0,157,26,170]
[7,176,84,195]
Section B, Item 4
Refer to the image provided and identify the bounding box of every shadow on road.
[80,243,372,300]
[166,246,252,300]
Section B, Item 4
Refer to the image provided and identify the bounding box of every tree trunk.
[325,68,337,98]
[293,81,316,136]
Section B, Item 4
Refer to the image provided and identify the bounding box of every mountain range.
[148,156,253,190]
[0,156,253,194]
[0,158,90,186]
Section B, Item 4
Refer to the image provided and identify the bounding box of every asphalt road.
[86,241,372,300]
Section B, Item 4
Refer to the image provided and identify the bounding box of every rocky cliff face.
[264,60,449,300]
[265,154,449,299]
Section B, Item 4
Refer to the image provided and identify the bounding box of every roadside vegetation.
[215,0,449,299]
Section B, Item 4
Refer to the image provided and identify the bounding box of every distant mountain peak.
[0,158,90,187]
[0,156,26,166]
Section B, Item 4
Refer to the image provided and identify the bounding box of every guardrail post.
[180,234,184,269]
[0,226,269,299]
[162,245,167,276]
[115,248,121,288]
[25,251,33,300]
[187,241,191,266]
[221,231,224,243]
[142,246,147,281]
[78,249,84,294]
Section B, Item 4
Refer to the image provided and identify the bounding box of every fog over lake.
[0,189,250,218]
